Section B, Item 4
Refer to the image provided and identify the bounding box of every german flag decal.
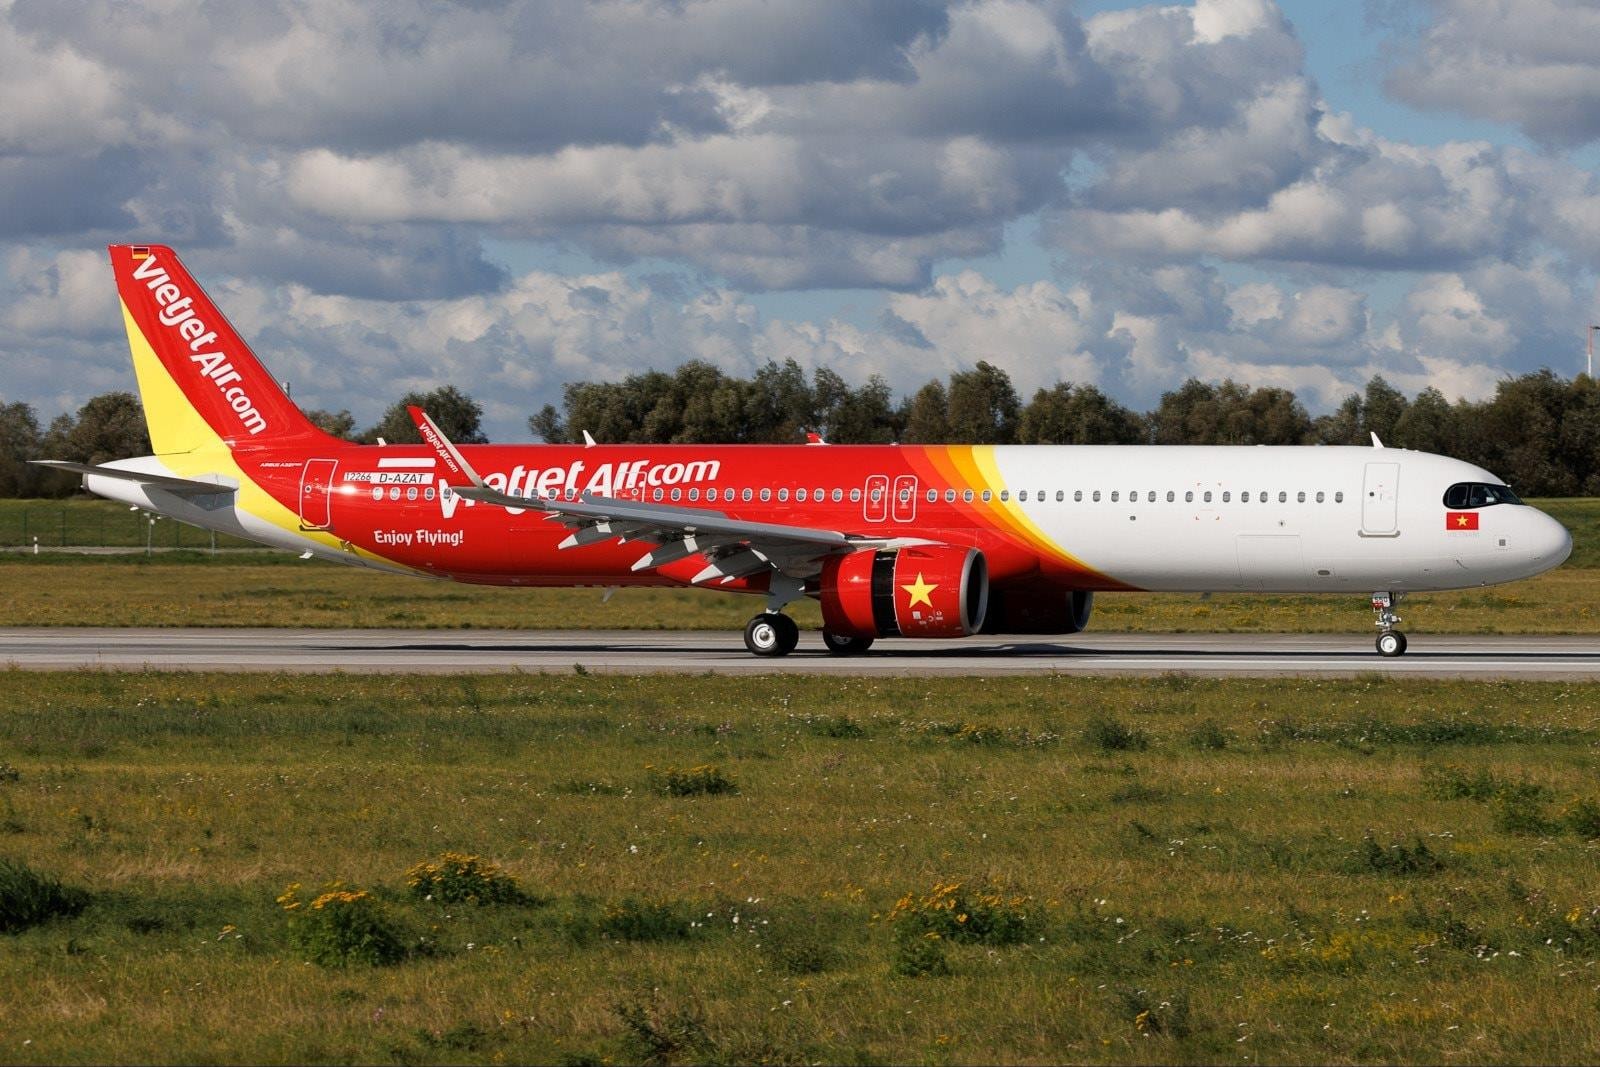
[1446,511,1479,531]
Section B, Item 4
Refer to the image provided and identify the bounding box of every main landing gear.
[1371,591,1407,657]
[821,631,874,656]
[744,612,800,657]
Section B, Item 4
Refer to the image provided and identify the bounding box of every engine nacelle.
[820,545,988,639]
[982,586,1094,635]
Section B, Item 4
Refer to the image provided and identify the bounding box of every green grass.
[0,498,260,550]
[2,557,1595,633]
[3,671,1600,1063]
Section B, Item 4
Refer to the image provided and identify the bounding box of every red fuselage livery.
[54,245,1572,658]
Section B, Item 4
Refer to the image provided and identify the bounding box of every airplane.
[37,244,1573,658]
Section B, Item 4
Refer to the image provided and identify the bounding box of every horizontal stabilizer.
[31,460,237,497]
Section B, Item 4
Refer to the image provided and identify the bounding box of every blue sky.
[3,0,1597,439]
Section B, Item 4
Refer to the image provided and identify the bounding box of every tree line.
[529,360,1600,497]
[4,363,1598,497]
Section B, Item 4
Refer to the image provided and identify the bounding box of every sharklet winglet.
[408,407,483,487]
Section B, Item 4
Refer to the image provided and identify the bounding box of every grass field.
[3,672,1600,1064]
[0,557,1594,635]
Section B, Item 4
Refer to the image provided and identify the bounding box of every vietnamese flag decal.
[1446,511,1479,531]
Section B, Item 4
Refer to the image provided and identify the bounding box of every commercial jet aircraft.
[38,245,1573,658]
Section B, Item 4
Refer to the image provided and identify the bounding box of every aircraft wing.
[30,460,237,497]
[409,407,892,584]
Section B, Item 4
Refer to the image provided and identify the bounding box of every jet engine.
[819,545,988,639]
[982,586,1094,635]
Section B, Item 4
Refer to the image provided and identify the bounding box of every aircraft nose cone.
[1532,511,1573,571]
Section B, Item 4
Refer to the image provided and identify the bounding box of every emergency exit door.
[299,458,338,530]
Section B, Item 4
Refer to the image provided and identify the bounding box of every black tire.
[1376,631,1405,657]
[745,613,796,657]
[822,631,874,656]
[773,613,800,656]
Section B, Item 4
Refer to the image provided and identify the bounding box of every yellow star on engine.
[902,572,937,608]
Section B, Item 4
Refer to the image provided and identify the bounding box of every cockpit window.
[1443,482,1523,509]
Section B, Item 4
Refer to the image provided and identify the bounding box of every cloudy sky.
[3,0,1598,439]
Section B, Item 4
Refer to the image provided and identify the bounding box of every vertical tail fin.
[110,244,333,454]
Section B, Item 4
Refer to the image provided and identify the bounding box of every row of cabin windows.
[368,484,1345,506]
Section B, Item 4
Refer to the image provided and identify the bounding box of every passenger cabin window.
[1222,491,1231,502]
[1091,490,1101,502]
[945,489,956,502]
[926,489,937,503]
[1166,491,1175,502]
[760,488,771,502]
[1110,491,1119,502]
[1073,490,1082,502]
[1058,490,1066,502]
[981,490,992,502]
[1242,491,1250,503]
[688,488,699,501]
[849,488,861,502]
[1443,482,1523,508]
[1018,490,1027,502]
[778,488,789,502]
[796,488,808,502]
[1185,491,1193,502]
[831,488,843,502]
[999,490,1009,502]
[1316,491,1324,503]
[1334,491,1344,503]
[963,489,974,503]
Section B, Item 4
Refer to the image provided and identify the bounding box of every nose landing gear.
[1371,591,1407,656]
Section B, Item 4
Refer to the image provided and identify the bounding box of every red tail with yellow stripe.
[112,244,334,454]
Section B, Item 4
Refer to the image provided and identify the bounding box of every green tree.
[1390,387,1456,455]
[1360,376,1409,444]
[822,375,899,443]
[35,392,152,496]
[305,409,357,440]
[945,361,1019,444]
[0,400,42,497]
[1017,383,1145,444]
[900,380,950,444]
[528,403,566,443]
[362,386,487,445]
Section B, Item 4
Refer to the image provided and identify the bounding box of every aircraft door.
[864,474,889,523]
[1361,462,1400,535]
[299,458,338,530]
[892,475,918,523]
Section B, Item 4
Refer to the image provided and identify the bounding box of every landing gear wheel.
[1370,591,1407,658]
[821,631,874,656]
[745,613,800,657]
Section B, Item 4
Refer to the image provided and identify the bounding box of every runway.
[0,628,1597,679]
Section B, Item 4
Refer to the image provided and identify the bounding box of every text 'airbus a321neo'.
[39,245,1573,658]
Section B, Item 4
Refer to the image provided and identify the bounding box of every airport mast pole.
[1589,325,1599,379]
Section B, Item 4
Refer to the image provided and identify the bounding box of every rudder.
[110,244,330,454]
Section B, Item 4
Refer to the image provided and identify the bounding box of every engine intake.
[820,545,988,639]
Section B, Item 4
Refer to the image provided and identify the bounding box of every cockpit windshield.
[1443,482,1524,509]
